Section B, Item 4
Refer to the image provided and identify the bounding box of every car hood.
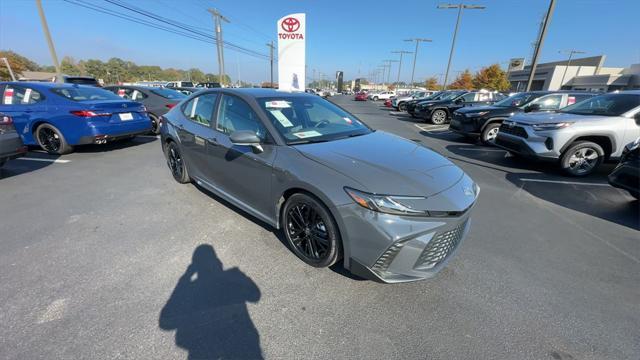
[510,111,608,124]
[294,131,464,197]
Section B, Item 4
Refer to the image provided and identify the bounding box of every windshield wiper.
[288,138,331,145]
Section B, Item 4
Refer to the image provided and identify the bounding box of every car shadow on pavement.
[505,172,639,230]
[445,144,564,173]
[0,151,60,180]
[159,244,263,360]
[192,183,367,281]
[74,135,158,153]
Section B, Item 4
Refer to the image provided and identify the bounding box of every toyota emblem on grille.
[122,104,127,108]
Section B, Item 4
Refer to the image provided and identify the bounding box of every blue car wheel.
[36,123,74,155]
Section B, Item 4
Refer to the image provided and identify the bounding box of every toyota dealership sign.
[277,13,306,91]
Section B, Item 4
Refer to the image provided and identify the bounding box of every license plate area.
[119,113,133,121]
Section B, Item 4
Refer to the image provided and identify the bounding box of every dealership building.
[508,55,640,92]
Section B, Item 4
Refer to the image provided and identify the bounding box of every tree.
[0,50,40,80]
[425,76,440,90]
[448,70,474,90]
[61,56,80,75]
[472,64,510,91]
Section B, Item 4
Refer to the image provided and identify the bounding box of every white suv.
[369,91,395,101]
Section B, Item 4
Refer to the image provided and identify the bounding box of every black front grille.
[499,124,528,138]
[415,220,467,270]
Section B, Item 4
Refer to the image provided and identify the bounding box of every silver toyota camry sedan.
[160,88,479,283]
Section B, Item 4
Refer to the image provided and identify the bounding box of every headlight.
[532,122,574,131]
[465,111,489,117]
[345,187,427,216]
[626,137,640,152]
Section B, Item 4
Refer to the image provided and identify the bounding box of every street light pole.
[438,3,485,90]
[35,0,62,81]
[404,38,432,89]
[558,49,585,89]
[526,0,556,91]
[391,50,413,92]
[266,41,275,88]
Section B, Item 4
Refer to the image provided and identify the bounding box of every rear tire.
[398,102,407,111]
[165,141,190,183]
[481,122,501,145]
[148,113,161,135]
[560,141,604,177]
[282,193,342,268]
[373,96,379,101]
[430,109,448,125]
[35,123,73,155]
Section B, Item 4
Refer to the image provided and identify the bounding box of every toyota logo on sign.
[281,17,300,32]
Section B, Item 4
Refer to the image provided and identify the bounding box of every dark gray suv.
[160,89,479,283]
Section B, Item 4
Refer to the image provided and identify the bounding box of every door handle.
[176,123,184,129]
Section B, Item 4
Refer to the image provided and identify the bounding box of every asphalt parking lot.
[1,95,638,360]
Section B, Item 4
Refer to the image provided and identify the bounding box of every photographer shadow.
[159,244,263,359]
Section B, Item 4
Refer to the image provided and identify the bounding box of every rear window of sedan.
[150,88,187,100]
[50,87,123,102]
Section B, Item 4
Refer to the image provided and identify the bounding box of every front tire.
[282,193,342,268]
[430,109,448,125]
[560,141,604,177]
[398,102,407,111]
[481,122,501,145]
[165,141,190,183]
[373,96,379,101]
[35,123,73,155]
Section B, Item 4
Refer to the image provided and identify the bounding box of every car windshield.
[150,88,187,99]
[258,96,372,144]
[494,92,539,107]
[439,91,466,101]
[50,86,122,101]
[559,93,640,116]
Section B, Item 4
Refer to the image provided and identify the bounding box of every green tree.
[472,64,510,91]
[448,70,474,90]
[0,50,40,80]
[61,56,80,75]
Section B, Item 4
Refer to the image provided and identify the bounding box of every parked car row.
[372,87,640,195]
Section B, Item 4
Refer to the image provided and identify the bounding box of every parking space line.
[16,158,71,164]
[519,178,609,187]
[456,147,506,152]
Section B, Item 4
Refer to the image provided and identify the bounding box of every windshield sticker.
[269,109,294,127]
[3,88,14,104]
[265,100,291,109]
[292,130,322,139]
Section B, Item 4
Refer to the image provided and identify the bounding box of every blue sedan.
[0,82,152,154]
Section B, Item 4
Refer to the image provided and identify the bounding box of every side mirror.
[230,130,263,153]
[524,103,541,113]
[635,112,640,125]
[455,98,463,104]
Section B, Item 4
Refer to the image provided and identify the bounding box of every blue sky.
[1,0,639,83]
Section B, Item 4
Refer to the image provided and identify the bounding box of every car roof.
[0,81,96,89]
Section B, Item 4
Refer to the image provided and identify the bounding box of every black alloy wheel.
[283,193,341,267]
[149,113,161,135]
[166,142,190,183]
[36,123,73,154]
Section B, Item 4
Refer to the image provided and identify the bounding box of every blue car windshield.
[151,88,187,99]
[258,96,372,144]
[51,86,122,102]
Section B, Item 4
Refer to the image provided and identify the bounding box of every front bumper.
[608,161,639,196]
[338,176,479,283]
[494,123,560,160]
[449,113,481,135]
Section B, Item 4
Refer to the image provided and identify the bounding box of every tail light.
[0,114,14,133]
[0,114,13,125]
[165,104,176,109]
[70,110,112,117]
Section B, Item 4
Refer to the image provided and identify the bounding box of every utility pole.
[438,3,485,90]
[35,0,62,81]
[526,0,556,91]
[404,38,432,89]
[391,50,413,92]
[208,8,229,86]
[384,60,398,86]
[558,49,585,89]
[1,58,16,81]
[266,41,275,88]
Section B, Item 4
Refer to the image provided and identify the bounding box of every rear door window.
[182,93,218,126]
[2,86,44,105]
[461,93,477,102]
